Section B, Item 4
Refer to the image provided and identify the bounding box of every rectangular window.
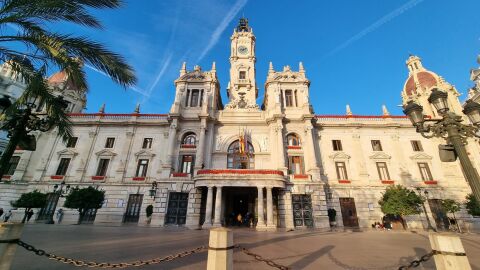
[332,140,343,151]
[55,158,71,176]
[418,162,433,181]
[142,138,153,149]
[96,159,110,176]
[66,137,78,148]
[376,162,390,180]
[185,89,190,107]
[239,71,246,79]
[294,90,298,107]
[180,155,194,174]
[411,140,423,151]
[105,137,115,148]
[136,159,149,177]
[199,89,204,107]
[190,89,200,107]
[335,162,348,180]
[288,156,304,174]
[371,140,383,151]
[6,156,20,175]
[285,90,293,107]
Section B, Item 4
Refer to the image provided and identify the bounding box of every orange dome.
[404,71,438,96]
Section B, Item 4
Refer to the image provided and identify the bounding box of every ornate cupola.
[225,18,259,111]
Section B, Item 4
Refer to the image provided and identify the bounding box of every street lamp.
[403,88,480,202]
[46,180,71,224]
[149,181,157,198]
[416,187,435,231]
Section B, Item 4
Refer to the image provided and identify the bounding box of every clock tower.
[225,18,259,110]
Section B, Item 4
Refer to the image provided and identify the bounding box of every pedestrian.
[4,210,12,222]
[0,207,3,219]
[236,213,242,226]
[56,208,64,223]
[26,209,34,222]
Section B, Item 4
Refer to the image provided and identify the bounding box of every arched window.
[227,140,254,169]
[287,133,301,147]
[182,133,196,146]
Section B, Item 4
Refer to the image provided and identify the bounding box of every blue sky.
[58,0,480,115]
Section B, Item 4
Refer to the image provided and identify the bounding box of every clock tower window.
[239,71,246,80]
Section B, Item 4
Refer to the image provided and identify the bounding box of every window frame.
[95,159,110,176]
[190,89,200,107]
[135,159,149,177]
[105,137,115,148]
[142,138,153,149]
[180,155,194,174]
[285,90,293,107]
[55,158,71,176]
[371,140,383,151]
[182,133,197,145]
[332,140,343,151]
[288,156,305,175]
[66,137,78,148]
[376,162,390,180]
[418,162,433,181]
[411,140,423,152]
[335,161,348,180]
[239,71,246,80]
[287,134,301,146]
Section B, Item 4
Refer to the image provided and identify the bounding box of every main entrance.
[339,197,359,227]
[223,187,257,227]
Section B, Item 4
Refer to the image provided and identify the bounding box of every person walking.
[4,210,12,222]
[26,209,34,222]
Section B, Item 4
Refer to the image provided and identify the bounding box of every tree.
[378,185,423,229]
[64,186,104,224]
[465,194,480,217]
[0,0,137,178]
[442,199,461,232]
[11,190,47,223]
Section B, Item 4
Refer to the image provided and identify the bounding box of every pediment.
[134,149,155,158]
[369,152,391,160]
[95,149,117,157]
[410,153,433,160]
[57,149,78,157]
[329,152,351,160]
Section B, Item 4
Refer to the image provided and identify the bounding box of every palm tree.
[0,0,137,178]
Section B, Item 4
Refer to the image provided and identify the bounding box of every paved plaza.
[10,224,480,270]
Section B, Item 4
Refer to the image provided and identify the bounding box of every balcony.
[195,169,286,188]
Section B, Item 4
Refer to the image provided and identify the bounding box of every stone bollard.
[207,227,233,270]
[429,233,471,270]
[0,223,24,270]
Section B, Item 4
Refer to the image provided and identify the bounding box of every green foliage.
[64,186,105,214]
[378,185,423,217]
[441,199,461,214]
[465,194,480,216]
[146,205,153,217]
[11,190,47,209]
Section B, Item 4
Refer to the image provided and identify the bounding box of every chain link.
[237,245,290,270]
[398,251,434,270]
[16,240,206,268]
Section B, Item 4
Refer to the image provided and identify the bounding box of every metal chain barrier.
[237,245,290,270]
[16,239,206,268]
[398,251,434,270]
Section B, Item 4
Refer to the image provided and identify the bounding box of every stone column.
[256,187,265,228]
[165,120,178,170]
[304,124,320,174]
[266,187,275,229]
[275,120,286,171]
[213,186,222,227]
[195,121,207,172]
[203,186,213,228]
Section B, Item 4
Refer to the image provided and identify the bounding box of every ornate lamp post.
[46,180,71,224]
[0,96,68,180]
[403,88,480,202]
[416,187,435,231]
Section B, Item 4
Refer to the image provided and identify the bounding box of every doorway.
[292,194,314,228]
[37,193,60,222]
[165,192,188,225]
[428,199,449,230]
[123,194,143,223]
[223,187,256,227]
[339,197,359,227]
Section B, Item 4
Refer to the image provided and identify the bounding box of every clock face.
[238,46,248,55]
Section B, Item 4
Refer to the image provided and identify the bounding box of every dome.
[404,71,438,96]
[48,70,68,84]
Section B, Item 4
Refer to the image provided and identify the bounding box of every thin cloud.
[324,0,425,58]
[85,64,149,97]
[197,0,248,62]
[141,53,173,103]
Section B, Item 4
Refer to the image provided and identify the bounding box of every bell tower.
[225,18,259,110]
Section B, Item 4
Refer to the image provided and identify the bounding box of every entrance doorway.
[37,193,60,222]
[339,197,359,227]
[165,192,188,225]
[223,187,256,227]
[292,194,314,228]
[428,199,449,230]
[124,194,143,223]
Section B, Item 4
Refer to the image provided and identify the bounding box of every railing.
[315,115,409,122]
[68,113,168,120]
[197,169,284,176]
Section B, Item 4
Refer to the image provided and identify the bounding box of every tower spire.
[299,62,305,73]
[346,104,353,116]
[268,62,274,74]
[180,62,187,76]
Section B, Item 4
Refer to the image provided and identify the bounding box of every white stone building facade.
[1,18,479,231]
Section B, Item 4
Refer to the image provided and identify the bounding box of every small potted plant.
[328,208,337,227]
[146,204,153,224]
